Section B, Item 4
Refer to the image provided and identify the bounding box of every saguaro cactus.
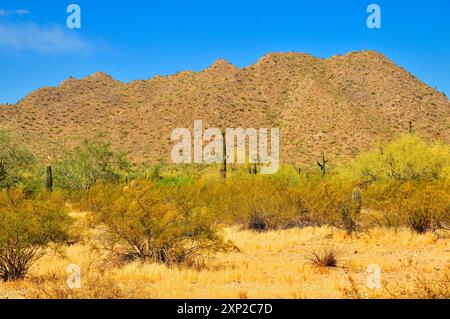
[46,165,53,192]
[249,156,257,175]
[352,187,362,214]
[221,131,227,180]
[409,121,413,134]
[317,152,329,177]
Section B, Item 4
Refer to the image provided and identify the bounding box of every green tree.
[55,136,131,191]
[0,129,36,189]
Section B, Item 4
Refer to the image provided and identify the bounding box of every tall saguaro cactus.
[221,131,227,180]
[46,165,53,192]
[317,152,329,177]
[352,187,362,214]
[249,156,257,175]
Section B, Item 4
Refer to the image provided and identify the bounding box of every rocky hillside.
[0,50,449,165]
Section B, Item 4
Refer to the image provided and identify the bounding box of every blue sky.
[0,0,449,103]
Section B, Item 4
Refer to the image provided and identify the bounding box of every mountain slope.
[1,50,449,165]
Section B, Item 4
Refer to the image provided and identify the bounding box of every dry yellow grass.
[0,224,448,299]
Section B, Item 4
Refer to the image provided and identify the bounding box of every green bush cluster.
[67,134,450,234]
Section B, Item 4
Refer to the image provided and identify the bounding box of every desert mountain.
[1,50,449,165]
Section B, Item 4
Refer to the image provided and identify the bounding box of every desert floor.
[0,217,448,299]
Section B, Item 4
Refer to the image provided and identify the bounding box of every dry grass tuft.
[307,248,340,268]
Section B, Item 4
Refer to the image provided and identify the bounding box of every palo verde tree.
[54,135,132,191]
[342,135,450,184]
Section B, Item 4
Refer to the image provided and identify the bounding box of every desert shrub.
[145,163,164,181]
[87,181,230,267]
[183,168,363,232]
[0,189,73,281]
[342,135,450,184]
[54,136,131,191]
[408,208,432,234]
[297,175,361,232]
[225,175,306,230]
[363,181,450,231]
[0,129,36,189]
[336,135,450,230]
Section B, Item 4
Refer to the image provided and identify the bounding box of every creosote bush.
[0,189,73,281]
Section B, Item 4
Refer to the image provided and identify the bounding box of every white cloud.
[15,9,31,17]
[0,9,30,17]
[0,23,89,53]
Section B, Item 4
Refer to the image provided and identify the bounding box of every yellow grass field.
[1,218,448,299]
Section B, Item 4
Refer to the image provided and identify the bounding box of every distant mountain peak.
[206,58,239,72]
[85,72,117,82]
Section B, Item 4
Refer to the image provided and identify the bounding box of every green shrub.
[0,189,73,281]
[87,181,230,267]
[285,173,362,232]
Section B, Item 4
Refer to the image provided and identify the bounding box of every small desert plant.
[408,208,432,233]
[340,275,364,299]
[247,214,268,231]
[307,248,340,267]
